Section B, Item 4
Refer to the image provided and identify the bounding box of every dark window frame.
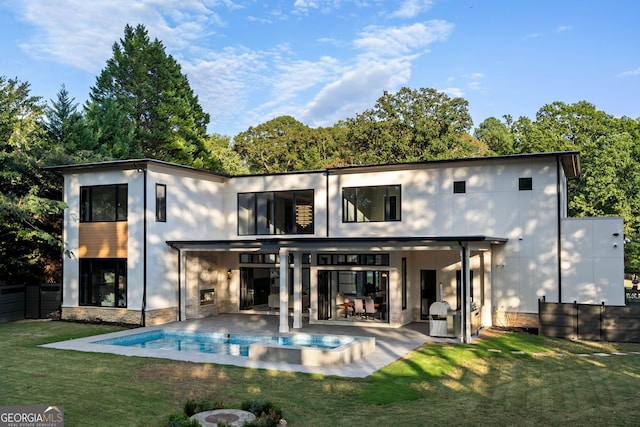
[79,258,127,307]
[519,177,533,191]
[342,185,401,223]
[317,253,390,266]
[80,184,128,222]
[237,190,314,236]
[156,184,166,222]
[453,181,466,194]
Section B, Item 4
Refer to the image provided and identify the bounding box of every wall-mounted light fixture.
[227,269,232,279]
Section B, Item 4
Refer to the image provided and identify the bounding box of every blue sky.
[1,0,639,137]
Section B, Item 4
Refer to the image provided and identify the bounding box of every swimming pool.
[92,329,355,357]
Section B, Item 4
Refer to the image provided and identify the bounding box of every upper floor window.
[238,190,314,235]
[453,181,466,194]
[156,184,166,222]
[342,185,401,222]
[80,184,127,222]
[519,177,533,191]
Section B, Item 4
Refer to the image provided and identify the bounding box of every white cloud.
[555,25,572,32]
[390,0,434,19]
[618,67,640,77]
[300,57,413,126]
[441,87,464,98]
[354,20,453,56]
[11,0,226,72]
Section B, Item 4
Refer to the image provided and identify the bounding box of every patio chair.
[353,298,365,318]
[364,297,377,320]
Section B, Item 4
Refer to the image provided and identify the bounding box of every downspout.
[141,166,147,327]
[325,171,330,237]
[556,156,563,303]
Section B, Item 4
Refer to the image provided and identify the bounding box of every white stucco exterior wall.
[561,217,625,305]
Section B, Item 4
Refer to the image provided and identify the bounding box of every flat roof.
[46,151,580,179]
[167,236,508,252]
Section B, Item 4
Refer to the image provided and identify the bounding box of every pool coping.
[41,314,459,377]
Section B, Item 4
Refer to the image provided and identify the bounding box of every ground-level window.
[316,270,389,322]
[342,185,401,222]
[239,266,310,310]
[79,259,127,307]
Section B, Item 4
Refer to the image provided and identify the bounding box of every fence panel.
[0,285,25,322]
[603,306,640,342]
[40,284,61,318]
[577,304,602,341]
[540,300,640,343]
[539,301,576,339]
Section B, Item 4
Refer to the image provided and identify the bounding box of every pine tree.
[86,24,220,170]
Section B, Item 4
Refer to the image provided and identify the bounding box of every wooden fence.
[539,293,640,343]
[0,284,61,323]
[0,285,26,322]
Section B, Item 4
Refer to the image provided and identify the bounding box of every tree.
[44,85,99,164]
[87,24,220,170]
[0,77,66,283]
[345,87,487,165]
[204,134,249,175]
[234,116,320,174]
[474,116,515,155]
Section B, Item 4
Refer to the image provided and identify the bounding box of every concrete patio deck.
[42,314,461,378]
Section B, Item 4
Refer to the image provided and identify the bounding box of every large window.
[238,190,314,235]
[79,259,127,307]
[342,185,401,222]
[80,184,127,222]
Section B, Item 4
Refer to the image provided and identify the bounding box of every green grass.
[2,321,640,426]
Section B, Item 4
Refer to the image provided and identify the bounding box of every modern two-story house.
[50,151,625,343]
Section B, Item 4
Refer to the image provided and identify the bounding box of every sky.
[1,0,639,137]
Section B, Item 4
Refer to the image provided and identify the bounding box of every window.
[453,181,466,194]
[342,185,401,222]
[79,259,127,307]
[80,184,127,222]
[238,190,314,235]
[519,177,533,191]
[156,184,166,222]
[317,253,389,266]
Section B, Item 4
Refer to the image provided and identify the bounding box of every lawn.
[2,320,640,426]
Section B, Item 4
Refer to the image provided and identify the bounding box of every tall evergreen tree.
[87,24,220,170]
[44,85,98,164]
[0,77,66,283]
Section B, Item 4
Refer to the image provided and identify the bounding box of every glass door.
[317,270,330,320]
[420,270,437,320]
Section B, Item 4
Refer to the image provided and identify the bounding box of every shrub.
[164,413,200,427]
[241,400,284,427]
[183,399,224,417]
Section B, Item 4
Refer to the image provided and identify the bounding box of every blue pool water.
[92,330,354,357]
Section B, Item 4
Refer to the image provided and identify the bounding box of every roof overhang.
[166,236,508,252]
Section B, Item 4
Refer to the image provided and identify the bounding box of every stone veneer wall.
[491,311,539,329]
[61,307,177,326]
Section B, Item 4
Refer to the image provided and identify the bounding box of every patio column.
[279,248,290,333]
[460,243,472,343]
[292,251,303,329]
